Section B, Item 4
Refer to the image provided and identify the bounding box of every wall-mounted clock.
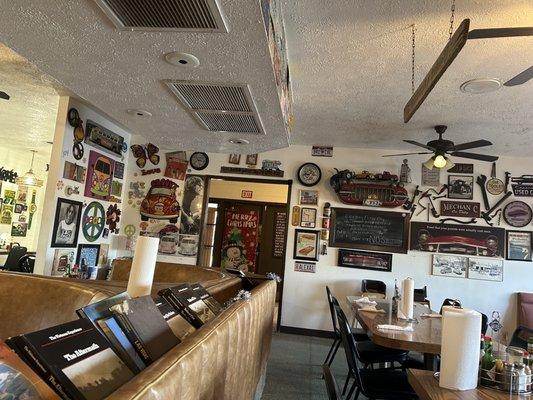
[297,163,321,187]
[190,152,209,170]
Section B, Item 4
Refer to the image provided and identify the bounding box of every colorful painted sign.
[82,201,106,242]
[221,207,260,272]
[84,150,114,200]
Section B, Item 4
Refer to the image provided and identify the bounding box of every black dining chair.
[480,312,489,336]
[322,364,342,400]
[324,286,369,367]
[439,298,461,314]
[333,303,409,397]
[361,280,386,298]
[0,246,27,271]
[335,304,417,400]
[509,326,533,350]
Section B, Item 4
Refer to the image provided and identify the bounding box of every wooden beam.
[404,19,470,123]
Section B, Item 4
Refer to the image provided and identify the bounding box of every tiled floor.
[262,332,362,400]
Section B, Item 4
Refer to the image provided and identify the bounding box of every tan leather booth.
[107,279,276,400]
[518,292,533,329]
[0,271,116,340]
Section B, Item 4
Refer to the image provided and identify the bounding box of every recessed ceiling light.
[164,52,200,68]
[127,109,152,117]
[228,138,249,145]
[460,78,502,94]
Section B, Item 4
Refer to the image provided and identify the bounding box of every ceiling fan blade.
[404,19,470,122]
[382,152,433,157]
[403,140,435,151]
[450,151,499,162]
[468,27,533,39]
[504,66,533,87]
[452,139,492,151]
[0,91,9,100]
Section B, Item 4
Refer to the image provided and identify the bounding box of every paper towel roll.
[126,236,159,298]
[401,278,414,319]
[439,307,482,391]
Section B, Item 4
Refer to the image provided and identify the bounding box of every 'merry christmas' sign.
[221,207,260,272]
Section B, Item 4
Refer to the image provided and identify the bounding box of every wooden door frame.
[201,175,292,330]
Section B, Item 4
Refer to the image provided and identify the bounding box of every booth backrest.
[106,280,276,400]
[0,272,115,340]
[110,258,229,284]
[518,292,533,329]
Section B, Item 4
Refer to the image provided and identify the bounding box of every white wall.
[35,98,131,275]
[119,143,533,340]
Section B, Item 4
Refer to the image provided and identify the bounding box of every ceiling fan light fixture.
[433,154,448,168]
[423,157,435,170]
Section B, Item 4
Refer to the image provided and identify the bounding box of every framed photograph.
[14,203,24,214]
[51,198,82,248]
[432,254,467,278]
[246,154,258,166]
[11,222,27,237]
[293,229,320,261]
[300,207,317,228]
[52,249,75,276]
[229,154,241,165]
[76,244,100,267]
[114,161,125,179]
[299,189,319,205]
[506,230,532,261]
[338,249,392,272]
[294,261,316,273]
[448,175,474,200]
[468,257,503,282]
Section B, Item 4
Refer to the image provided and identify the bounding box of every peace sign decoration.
[82,201,105,242]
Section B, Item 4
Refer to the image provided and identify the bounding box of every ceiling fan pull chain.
[411,24,416,94]
[449,0,456,40]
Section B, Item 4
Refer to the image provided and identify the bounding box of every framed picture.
[410,222,505,258]
[52,249,75,276]
[468,257,503,282]
[14,203,24,213]
[84,150,115,200]
[114,161,125,179]
[432,254,467,278]
[300,207,317,228]
[51,198,82,248]
[229,154,241,165]
[506,230,532,261]
[338,249,392,272]
[246,154,258,166]
[293,229,320,261]
[448,175,474,200]
[76,244,100,267]
[299,189,319,205]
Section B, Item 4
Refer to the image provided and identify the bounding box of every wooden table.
[408,369,525,400]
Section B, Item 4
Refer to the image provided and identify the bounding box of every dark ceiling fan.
[382,125,498,169]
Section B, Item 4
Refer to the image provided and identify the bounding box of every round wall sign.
[190,152,209,170]
[82,201,106,242]
[503,201,533,227]
[297,163,321,187]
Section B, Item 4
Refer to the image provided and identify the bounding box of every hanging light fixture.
[423,154,455,170]
[16,150,44,188]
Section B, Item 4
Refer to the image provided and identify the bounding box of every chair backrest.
[517,293,533,329]
[3,246,27,271]
[322,364,342,400]
[334,304,365,394]
[509,326,533,350]
[361,279,386,296]
[326,286,339,334]
[480,312,489,336]
[440,298,461,314]
[414,286,427,302]
[18,255,35,273]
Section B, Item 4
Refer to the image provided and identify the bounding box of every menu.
[273,211,287,258]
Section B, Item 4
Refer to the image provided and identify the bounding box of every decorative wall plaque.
[440,201,480,218]
[447,163,473,174]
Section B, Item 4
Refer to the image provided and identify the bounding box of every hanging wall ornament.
[82,201,106,242]
[73,142,84,160]
[503,201,533,227]
[106,204,121,233]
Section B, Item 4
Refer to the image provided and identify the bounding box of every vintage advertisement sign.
[221,207,260,272]
[311,146,333,157]
[447,163,474,174]
[294,261,316,273]
[512,184,533,197]
[440,201,480,218]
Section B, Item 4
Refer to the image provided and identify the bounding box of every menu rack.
[479,367,532,395]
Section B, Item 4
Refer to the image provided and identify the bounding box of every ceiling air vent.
[165,81,264,134]
[93,0,228,32]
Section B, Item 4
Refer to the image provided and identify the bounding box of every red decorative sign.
[221,207,260,272]
[241,190,253,199]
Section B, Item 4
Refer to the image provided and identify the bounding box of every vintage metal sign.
[512,184,533,197]
[294,261,316,273]
[447,163,474,174]
[440,201,480,218]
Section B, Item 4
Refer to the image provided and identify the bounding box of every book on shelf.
[0,340,60,399]
[76,291,145,374]
[190,283,223,315]
[159,284,216,329]
[6,318,134,400]
[153,296,196,341]
[110,296,180,365]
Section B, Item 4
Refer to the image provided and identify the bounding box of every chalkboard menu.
[329,208,410,253]
[273,211,288,258]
